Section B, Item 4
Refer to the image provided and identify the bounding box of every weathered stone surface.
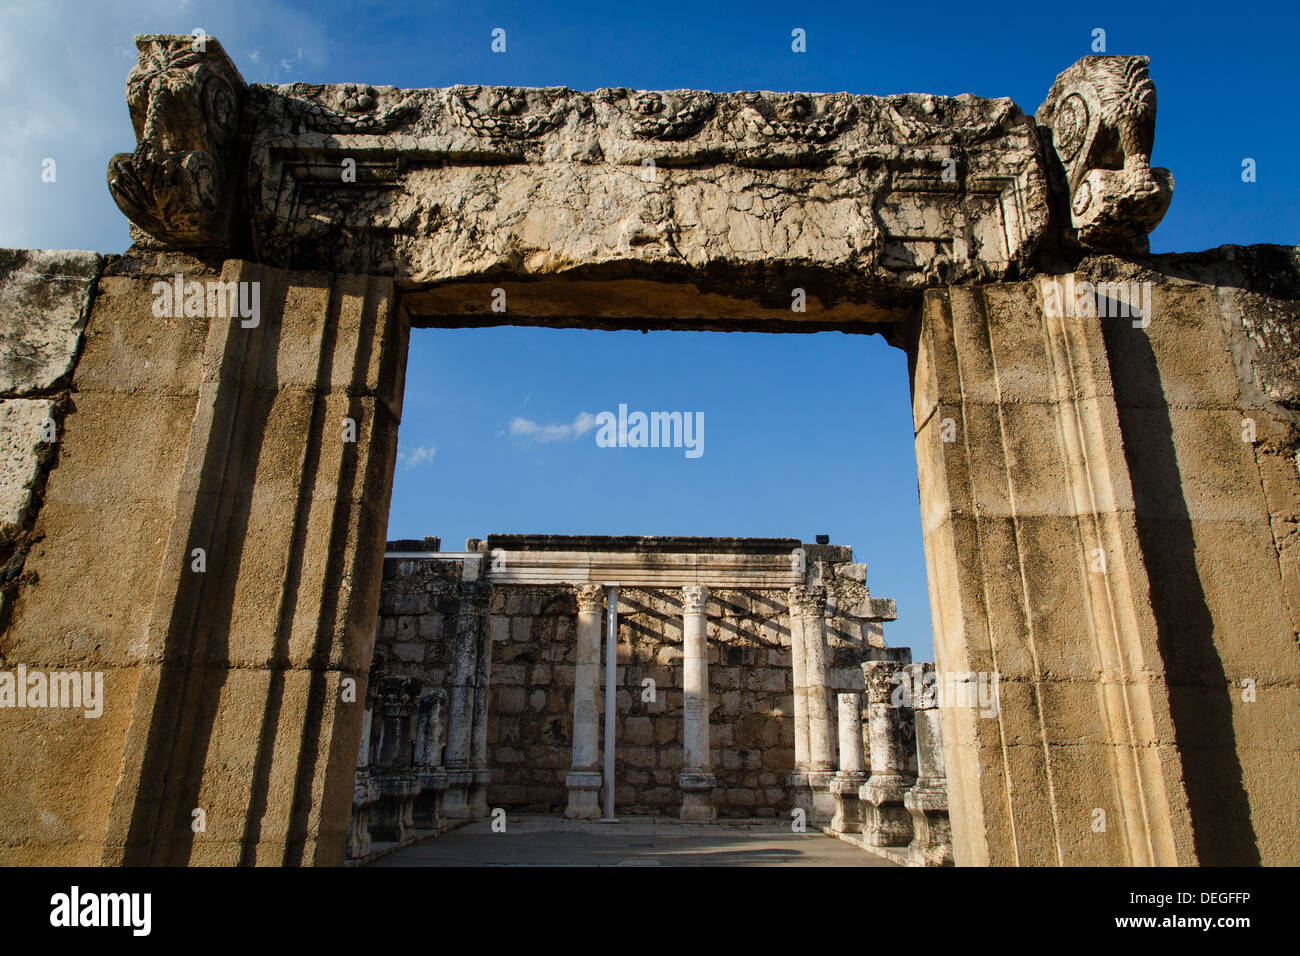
[5,25,1296,872]
[0,249,103,396]
[0,399,54,542]
[106,36,247,252]
[239,81,1047,302]
[1037,55,1173,253]
[105,37,1206,325]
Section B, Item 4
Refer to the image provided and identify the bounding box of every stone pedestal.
[861,775,912,847]
[441,769,475,819]
[565,770,603,820]
[371,772,419,844]
[905,786,953,866]
[806,770,837,825]
[679,771,718,823]
[413,770,448,831]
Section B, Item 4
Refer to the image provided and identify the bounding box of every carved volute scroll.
[106,34,247,251]
[1036,55,1174,253]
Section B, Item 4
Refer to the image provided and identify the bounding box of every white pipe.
[602,584,619,822]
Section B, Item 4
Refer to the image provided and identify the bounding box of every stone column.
[860,660,913,847]
[467,581,494,818]
[904,663,953,866]
[830,693,868,834]
[444,580,488,818]
[412,687,448,832]
[791,585,835,823]
[679,585,716,822]
[370,678,420,844]
[566,584,605,819]
[787,588,813,817]
[347,688,379,862]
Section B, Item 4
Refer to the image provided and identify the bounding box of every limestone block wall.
[911,251,1300,867]
[0,251,407,866]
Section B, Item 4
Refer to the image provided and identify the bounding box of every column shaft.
[565,585,604,819]
[679,585,716,822]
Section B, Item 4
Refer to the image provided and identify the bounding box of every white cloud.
[397,444,436,469]
[508,412,597,443]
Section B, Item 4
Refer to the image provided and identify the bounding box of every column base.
[442,769,475,819]
[370,772,419,843]
[904,784,953,866]
[805,769,837,826]
[789,770,813,824]
[466,769,492,818]
[830,770,869,834]
[565,770,603,820]
[860,773,913,847]
[412,769,448,831]
[679,771,717,823]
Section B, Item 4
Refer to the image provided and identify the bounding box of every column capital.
[681,584,709,614]
[863,659,904,705]
[789,584,826,616]
[574,583,604,612]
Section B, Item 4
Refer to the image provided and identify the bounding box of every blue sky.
[2,0,1295,659]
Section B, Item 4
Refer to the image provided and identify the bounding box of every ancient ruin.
[350,534,948,865]
[0,34,1297,866]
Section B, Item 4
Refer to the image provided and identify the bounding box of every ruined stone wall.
[373,551,460,694]
[0,252,407,866]
[0,250,202,865]
[912,252,1300,867]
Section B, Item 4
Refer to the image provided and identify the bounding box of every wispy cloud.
[397,444,436,469]
[508,412,597,443]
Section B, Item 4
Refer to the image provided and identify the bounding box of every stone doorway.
[2,36,1296,868]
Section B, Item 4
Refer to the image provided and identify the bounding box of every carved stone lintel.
[1036,55,1173,253]
[106,34,247,251]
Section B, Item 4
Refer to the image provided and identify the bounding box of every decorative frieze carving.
[110,36,1178,294]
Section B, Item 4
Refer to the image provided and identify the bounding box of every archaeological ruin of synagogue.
[0,34,1296,867]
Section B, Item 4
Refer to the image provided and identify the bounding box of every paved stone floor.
[367,815,899,867]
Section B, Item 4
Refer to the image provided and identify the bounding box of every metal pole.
[602,584,619,822]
